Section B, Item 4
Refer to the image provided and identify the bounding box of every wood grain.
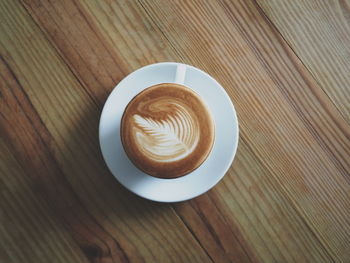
[1,0,349,262]
[0,138,88,263]
[0,0,211,262]
[257,0,350,123]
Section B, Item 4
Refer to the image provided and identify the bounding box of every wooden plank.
[130,1,350,260]
[0,0,212,262]
[20,0,349,262]
[0,138,88,263]
[78,0,350,261]
[21,0,176,104]
[175,142,334,262]
[257,0,350,123]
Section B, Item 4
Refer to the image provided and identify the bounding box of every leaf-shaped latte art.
[132,104,200,163]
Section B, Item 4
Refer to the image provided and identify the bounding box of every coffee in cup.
[120,66,215,178]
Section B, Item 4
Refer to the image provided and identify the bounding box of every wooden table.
[0,0,349,262]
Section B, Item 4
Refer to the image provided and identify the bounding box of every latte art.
[132,101,200,162]
[121,83,215,178]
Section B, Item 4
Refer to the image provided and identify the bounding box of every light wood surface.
[0,0,349,262]
[257,0,350,123]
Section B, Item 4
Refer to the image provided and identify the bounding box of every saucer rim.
[99,62,239,202]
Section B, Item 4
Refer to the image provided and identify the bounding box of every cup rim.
[119,82,216,179]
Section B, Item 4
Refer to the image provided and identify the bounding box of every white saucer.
[99,62,239,202]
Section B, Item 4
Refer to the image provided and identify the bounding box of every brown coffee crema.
[121,83,215,178]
